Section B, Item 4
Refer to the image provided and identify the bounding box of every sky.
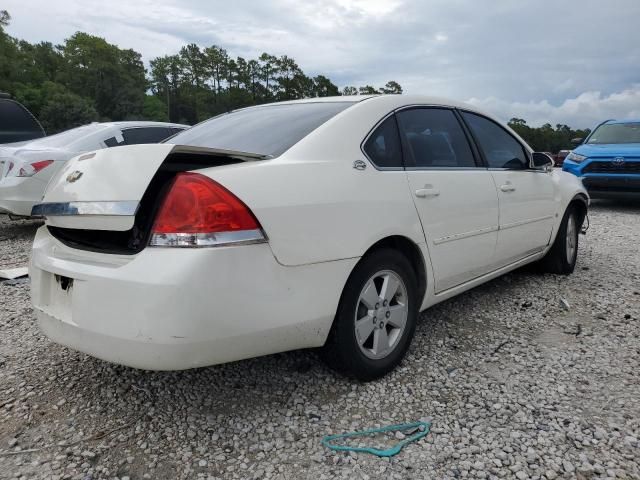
[4,0,640,128]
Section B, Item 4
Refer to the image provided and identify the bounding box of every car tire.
[322,248,418,381]
[540,206,579,275]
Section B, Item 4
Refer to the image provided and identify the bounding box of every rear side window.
[122,127,174,145]
[0,99,45,143]
[462,112,529,169]
[396,108,476,168]
[362,115,403,168]
[168,102,354,157]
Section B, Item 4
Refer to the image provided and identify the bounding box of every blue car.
[562,119,640,199]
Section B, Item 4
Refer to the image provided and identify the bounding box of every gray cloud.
[4,0,640,127]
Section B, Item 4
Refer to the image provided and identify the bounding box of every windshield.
[587,122,640,144]
[26,124,106,149]
[167,102,355,157]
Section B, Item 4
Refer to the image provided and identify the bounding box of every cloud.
[4,0,640,127]
[467,86,640,129]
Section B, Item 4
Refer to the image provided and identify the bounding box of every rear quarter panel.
[201,159,425,267]
[198,99,427,266]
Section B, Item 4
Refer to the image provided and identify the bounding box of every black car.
[0,93,45,144]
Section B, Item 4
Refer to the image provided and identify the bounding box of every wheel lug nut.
[386,311,390,318]
[383,300,388,307]
[375,303,380,309]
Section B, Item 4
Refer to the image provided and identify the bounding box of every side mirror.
[571,137,583,145]
[532,152,554,171]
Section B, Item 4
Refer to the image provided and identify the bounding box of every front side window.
[396,108,476,168]
[587,122,640,144]
[362,115,403,168]
[462,112,529,169]
[167,102,354,157]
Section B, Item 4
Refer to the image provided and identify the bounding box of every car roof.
[267,94,479,110]
[250,95,495,122]
[605,119,640,125]
[100,121,189,129]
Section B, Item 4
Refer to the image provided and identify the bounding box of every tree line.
[507,118,591,154]
[0,10,401,133]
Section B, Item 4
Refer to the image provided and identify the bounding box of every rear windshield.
[587,122,640,144]
[0,99,45,143]
[167,102,355,157]
[26,124,106,148]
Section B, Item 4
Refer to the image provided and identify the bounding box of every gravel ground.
[0,201,639,480]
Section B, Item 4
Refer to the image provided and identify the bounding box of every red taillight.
[150,172,265,247]
[17,160,54,177]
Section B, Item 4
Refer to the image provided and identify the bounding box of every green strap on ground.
[321,420,431,457]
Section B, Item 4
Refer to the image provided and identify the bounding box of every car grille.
[583,160,640,174]
[582,177,640,193]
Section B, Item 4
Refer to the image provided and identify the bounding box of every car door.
[460,111,556,268]
[395,107,500,293]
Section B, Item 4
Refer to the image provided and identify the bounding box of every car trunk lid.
[35,143,265,251]
[36,144,174,230]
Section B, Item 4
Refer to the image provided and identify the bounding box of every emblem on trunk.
[66,170,83,183]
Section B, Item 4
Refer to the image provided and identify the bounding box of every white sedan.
[30,95,588,380]
[0,121,187,217]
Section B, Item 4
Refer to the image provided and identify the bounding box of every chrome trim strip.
[405,166,488,171]
[31,201,139,217]
[149,229,267,248]
[433,225,498,245]
[433,215,554,245]
[499,215,554,231]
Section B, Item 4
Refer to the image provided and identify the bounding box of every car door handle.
[415,188,440,198]
[500,184,516,192]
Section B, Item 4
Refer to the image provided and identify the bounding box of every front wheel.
[540,207,579,274]
[322,249,418,381]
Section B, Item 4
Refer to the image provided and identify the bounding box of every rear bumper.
[31,226,357,370]
[0,176,46,216]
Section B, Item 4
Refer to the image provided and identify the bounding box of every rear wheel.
[540,206,579,274]
[322,249,418,381]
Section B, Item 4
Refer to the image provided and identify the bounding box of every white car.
[0,121,187,217]
[29,96,588,380]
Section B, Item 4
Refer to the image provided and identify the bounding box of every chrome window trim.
[31,201,139,217]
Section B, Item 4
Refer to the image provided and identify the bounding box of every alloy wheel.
[566,213,577,262]
[354,270,408,360]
